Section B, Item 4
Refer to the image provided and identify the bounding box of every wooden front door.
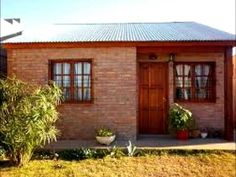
[139,62,168,134]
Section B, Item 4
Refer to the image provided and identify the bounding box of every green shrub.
[169,103,193,132]
[0,146,6,160]
[57,149,108,160]
[107,146,125,158]
[96,128,114,137]
[0,77,62,166]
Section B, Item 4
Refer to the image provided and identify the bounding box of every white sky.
[1,0,235,33]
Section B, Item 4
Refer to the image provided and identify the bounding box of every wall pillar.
[224,47,234,141]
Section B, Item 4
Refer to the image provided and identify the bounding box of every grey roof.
[3,22,236,43]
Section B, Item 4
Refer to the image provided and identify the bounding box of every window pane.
[195,77,208,88]
[184,65,191,76]
[63,76,70,87]
[195,65,202,76]
[63,88,70,100]
[53,75,62,86]
[75,63,82,74]
[203,65,210,76]
[202,77,208,87]
[175,77,183,87]
[176,88,183,99]
[183,88,191,100]
[195,88,208,99]
[53,63,62,74]
[184,77,191,87]
[74,76,82,87]
[83,76,91,87]
[175,65,183,76]
[83,88,91,100]
[74,88,82,101]
[63,63,70,74]
[84,62,91,74]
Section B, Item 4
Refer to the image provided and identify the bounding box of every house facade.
[2,22,235,141]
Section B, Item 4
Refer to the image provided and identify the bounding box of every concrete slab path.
[45,136,236,151]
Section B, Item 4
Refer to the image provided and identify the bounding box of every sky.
[1,0,235,35]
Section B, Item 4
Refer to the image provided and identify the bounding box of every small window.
[51,60,92,103]
[174,62,215,102]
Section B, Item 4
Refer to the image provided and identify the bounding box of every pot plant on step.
[96,128,116,145]
[169,103,193,140]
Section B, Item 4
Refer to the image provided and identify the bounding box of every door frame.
[137,61,169,135]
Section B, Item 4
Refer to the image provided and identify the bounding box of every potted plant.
[200,128,208,139]
[169,103,193,140]
[96,128,116,145]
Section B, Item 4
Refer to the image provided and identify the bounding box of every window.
[174,62,215,102]
[51,60,92,103]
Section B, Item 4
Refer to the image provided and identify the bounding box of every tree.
[0,77,62,166]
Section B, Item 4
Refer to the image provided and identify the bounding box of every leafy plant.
[0,77,62,166]
[126,141,137,157]
[169,103,193,132]
[96,128,114,137]
[0,146,6,160]
[57,148,108,160]
[107,146,125,158]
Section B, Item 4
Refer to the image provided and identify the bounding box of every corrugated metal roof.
[3,22,236,43]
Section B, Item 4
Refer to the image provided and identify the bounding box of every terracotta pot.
[190,129,201,138]
[96,135,116,145]
[176,130,189,140]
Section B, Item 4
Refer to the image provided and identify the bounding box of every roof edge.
[2,40,236,49]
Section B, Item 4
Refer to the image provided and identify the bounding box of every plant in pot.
[96,128,116,145]
[200,128,208,139]
[169,103,193,140]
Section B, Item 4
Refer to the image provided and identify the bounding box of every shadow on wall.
[233,55,236,129]
[0,48,7,78]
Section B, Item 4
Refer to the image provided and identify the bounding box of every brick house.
[2,22,236,141]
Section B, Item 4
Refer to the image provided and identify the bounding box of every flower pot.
[201,132,208,139]
[96,135,116,145]
[190,129,201,138]
[176,130,189,140]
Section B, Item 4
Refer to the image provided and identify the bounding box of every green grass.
[0,152,235,177]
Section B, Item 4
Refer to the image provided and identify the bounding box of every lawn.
[0,152,235,177]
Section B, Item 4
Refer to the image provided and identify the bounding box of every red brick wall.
[7,47,225,139]
[7,47,137,140]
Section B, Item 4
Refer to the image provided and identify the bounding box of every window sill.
[174,99,216,104]
[58,100,94,105]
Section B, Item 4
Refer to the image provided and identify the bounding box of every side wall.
[233,55,236,129]
[7,47,137,140]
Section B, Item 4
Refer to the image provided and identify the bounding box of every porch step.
[138,134,172,139]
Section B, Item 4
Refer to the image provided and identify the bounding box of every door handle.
[163,97,167,102]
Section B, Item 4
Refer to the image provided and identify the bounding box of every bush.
[0,77,62,166]
[59,149,107,160]
[169,103,193,132]
[0,146,6,160]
